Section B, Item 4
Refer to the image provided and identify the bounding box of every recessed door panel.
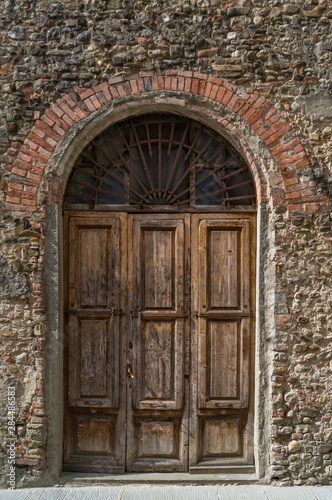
[68,315,119,407]
[143,229,174,309]
[136,419,180,458]
[209,229,240,309]
[198,318,250,409]
[142,321,174,401]
[200,416,244,458]
[80,318,109,399]
[78,228,109,308]
[208,320,239,401]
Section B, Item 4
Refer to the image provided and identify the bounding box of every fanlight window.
[64,114,256,210]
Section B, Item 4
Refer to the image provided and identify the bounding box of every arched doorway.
[63,113,256,473]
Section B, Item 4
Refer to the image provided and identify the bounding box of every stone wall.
[271,210,332,485]
[0,0,331,488]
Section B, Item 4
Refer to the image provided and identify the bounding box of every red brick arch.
[3,70,325,214]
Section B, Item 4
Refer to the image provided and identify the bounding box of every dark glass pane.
[66,166,95,205]
[98,170,125,205]
[194,128,225,165]
[195,169,223,205]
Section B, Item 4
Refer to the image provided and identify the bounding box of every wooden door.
[126,214,190,471]
[63,213,127,472]
[189,215,255,472]
[64,212,255,473]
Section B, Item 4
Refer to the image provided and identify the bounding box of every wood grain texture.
[143,229,174,309]
[143,321,174,400]
[209,229,239,309]
[79,228,109,307]
[201,418,242,457]
[209,321,238,400]
[79,319,108,398]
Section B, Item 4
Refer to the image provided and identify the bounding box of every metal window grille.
[64,114,256,211]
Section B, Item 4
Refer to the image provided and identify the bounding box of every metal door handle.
[127,365,134,379]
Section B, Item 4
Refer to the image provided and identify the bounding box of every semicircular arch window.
[64,114,256,211]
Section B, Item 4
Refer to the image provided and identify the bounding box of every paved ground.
[0,486,332,500]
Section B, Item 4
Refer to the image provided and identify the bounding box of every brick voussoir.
[137,78,146,93]
[130,79,139,94]
[221,89,233,106]
[151,76,159,91]
[121,81,132,96]
[216,87,226,102]
[222,80,237,93]
[90,94,102,109]
[80,88,95,100]
[164,76,171,91]
[51,103,65,118]
[204,81,212,98]
[27,134,55,153]
[115,83,127,97]
[62,93,77,109]
[83,97,97,112]
[95,92,108,107]
[207,75,224,86]
[34,122,62,142]
[171,77,178,91]
[25,137,39,151]
[198,79,206,95]
[11,165,28,177]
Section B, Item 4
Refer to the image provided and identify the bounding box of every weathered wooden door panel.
[68,315,119,408]
[190,215,255,472]
[64,213,127,473]
[200,415,247,460]
[127,215,190,472]
[198,317,250,410]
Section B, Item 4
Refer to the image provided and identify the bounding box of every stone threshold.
[59,470,259,486]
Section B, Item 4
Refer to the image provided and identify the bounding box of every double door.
[63,212,255,473]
